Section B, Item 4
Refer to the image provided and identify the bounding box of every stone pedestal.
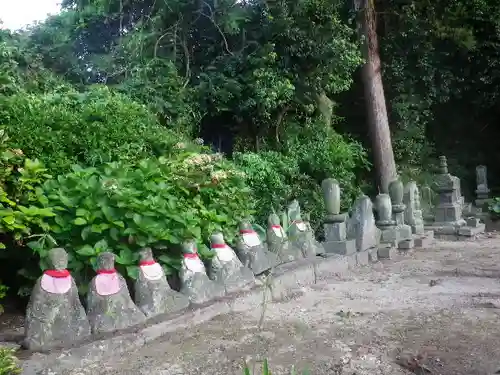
[323,222,356,255]
[413,231,434,248]
[389,178,415,250]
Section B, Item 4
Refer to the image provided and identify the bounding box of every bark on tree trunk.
[356,0,397,194]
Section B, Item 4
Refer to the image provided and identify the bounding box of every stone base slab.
[367,247,378,263]
[398,238,415,250]
[414,231,434,248]
[377,245,397,259]
[355,250,369,266]
[323,238,356,256]
[458,223,485,237]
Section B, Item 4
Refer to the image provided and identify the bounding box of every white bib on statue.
[243,232,261,247]
[272,227,285,238]
[140,263,164,281]
[184,257,205,273]
[215,246,234,262]
[295,222,307,231]
[95,273,121,296]
[40,274,72,294]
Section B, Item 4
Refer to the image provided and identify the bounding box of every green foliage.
[0,85,189,172]
[234,123,369,228]
[0,283,7,314]
[488,197,500,220]
[23,151,253,295]
[0,347,21,375]
[0,129,54,250]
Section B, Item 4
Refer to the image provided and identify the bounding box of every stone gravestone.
[388,178,414,250]
[235,221,277,275]
[347,195,379,265]
[475,165,491,207]
[303,212,326,256]
[321,178,356,256]
[266,213,303,264]
[374,194,398,259]
[179,240,225,304]
[208,232,255,293]
[427,156,485,238]
[24,248,91,351]
[87,252,146,334]
[287,200,324,257]
[420,185,435,225]
[403,182,434,248]
[134,248,190,318]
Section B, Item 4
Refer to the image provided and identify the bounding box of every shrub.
[0,85,195,172]
[234,124,369,229]
[22,151,254,295]
[0,347,20,375]
[0,283,7,314]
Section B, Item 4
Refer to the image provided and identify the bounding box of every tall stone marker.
[427,156,485,239]
[235,220,276,275]
[24,248,91,351]
[134,248,190,318]
[87,252,146,334]
[388,178,414,250]
[374,193,398,259]
[266,213,303,264]
[403,181,434,248]
[347,195,379,265]
[179,240,225,304]
[475,165,492,207]
[420,185,435,225]
[321,178,356,256]
[209,232,255,293]
[287,200,325,257]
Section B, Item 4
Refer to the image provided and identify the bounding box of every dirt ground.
[53,234,500,375]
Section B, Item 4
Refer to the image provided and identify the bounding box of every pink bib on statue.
[140,262,164,281]
[40,272,72,294]
[95,271,120,296]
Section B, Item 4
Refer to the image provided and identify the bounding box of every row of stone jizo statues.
[23,155,486,352]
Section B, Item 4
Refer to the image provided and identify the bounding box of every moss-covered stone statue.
[287,200,324,257]
[266,213,303,264]
[208,232,255,293]
[134,248,190,318]
[179,239,225,304]
[235,220,277,275]
[87,252,146,334]
[24,248,91,350]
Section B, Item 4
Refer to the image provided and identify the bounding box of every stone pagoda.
[426,156,485,239]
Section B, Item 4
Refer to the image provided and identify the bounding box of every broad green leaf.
[76,245,96,256]
[73,217,87,225]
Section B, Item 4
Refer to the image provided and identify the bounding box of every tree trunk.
[356,0,397,194]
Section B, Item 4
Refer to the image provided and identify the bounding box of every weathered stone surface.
[24,248,91,351]
[355,251,369,266]
[266,214,303,264]
[404,181,425,235]
[288,200,324,257]
[420,185,435,224]
[367,247,378,263]
[321,178,345,223]
[87,252,146,334]
[398,238,415,251]
[475,165,491,207]
[378,245,397,259]
[414,231,434,248]
[236,221,276,275]
[375,193,399,246]
[347,195,379,252]
[209,232,255,293]
[179,240,225,304]
[389,178,413,249]
[134,248,189,318]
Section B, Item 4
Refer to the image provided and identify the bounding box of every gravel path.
[65,235,500,375]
